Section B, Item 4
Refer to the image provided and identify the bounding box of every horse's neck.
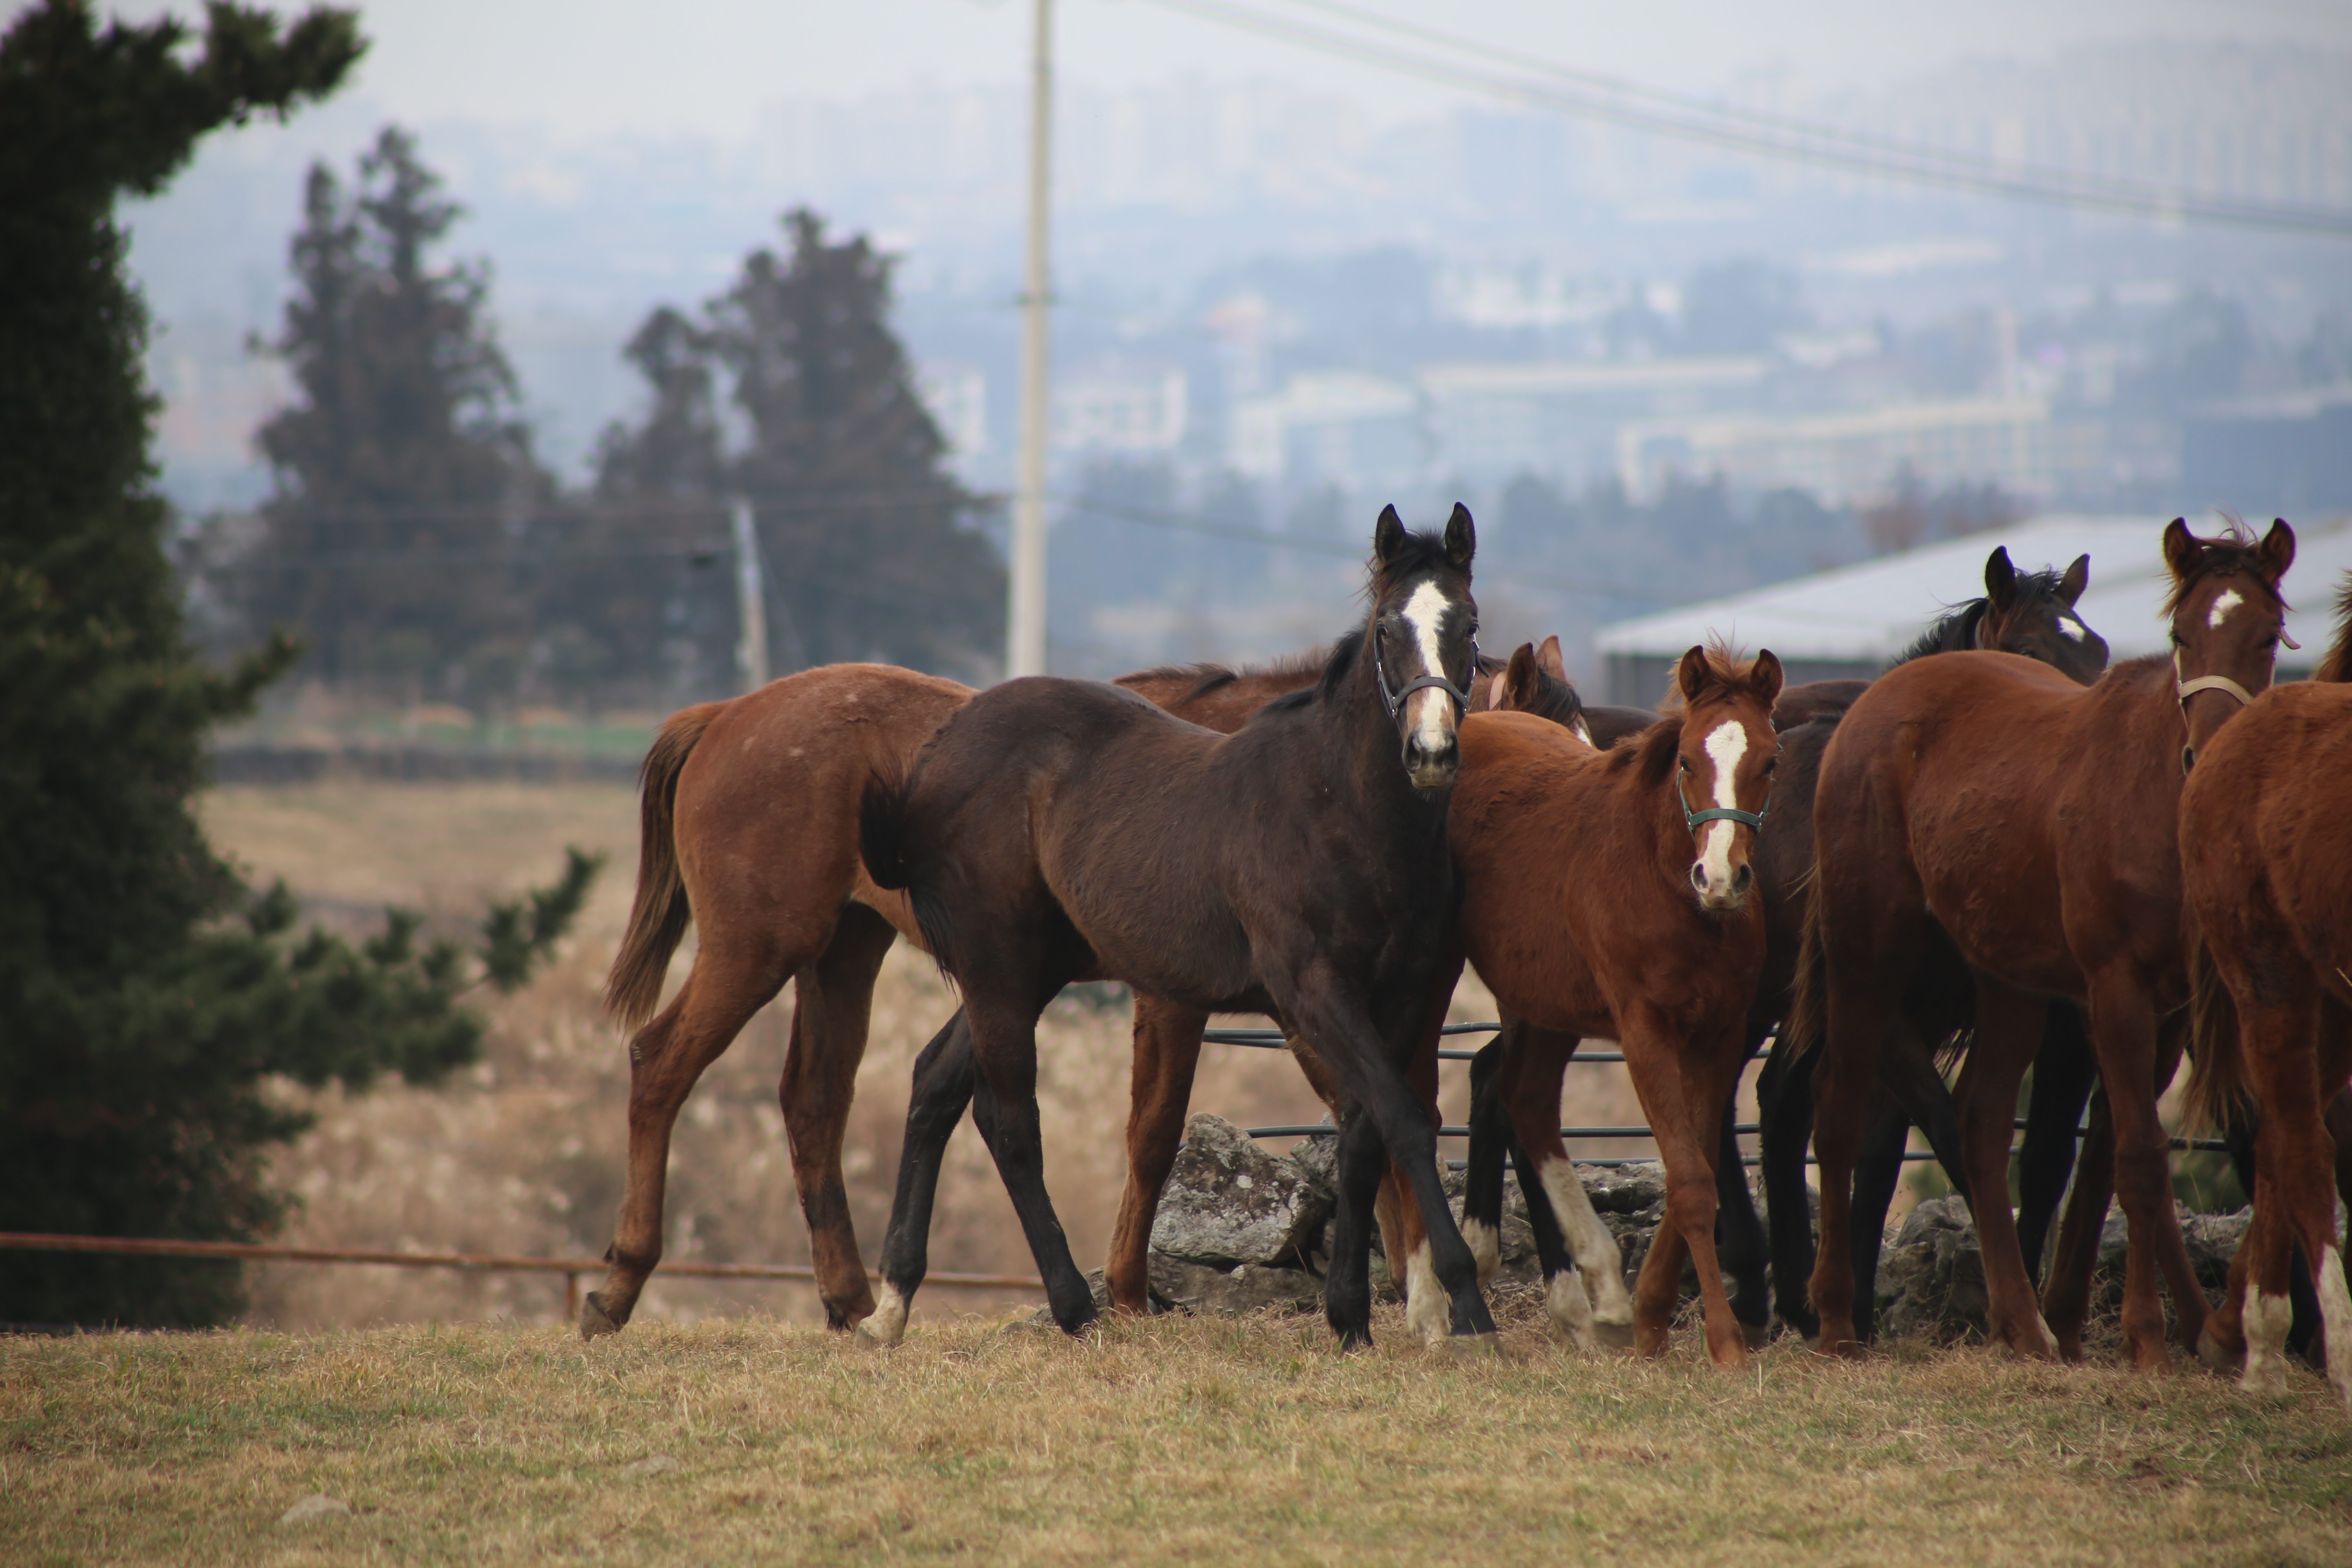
[2074,656,2192,805]
[1323,649,1428,817]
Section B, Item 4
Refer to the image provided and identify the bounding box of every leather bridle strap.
[1374,624,1479,719]
[1683,782,1772,837]
[2176,673,2259,708]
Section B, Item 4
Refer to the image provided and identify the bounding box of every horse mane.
[1886,564,2081,669]
[1114,647,1329,707]
[2315,572,2352,684]
[1316,628,1365,704]
[2161,520,2291,617]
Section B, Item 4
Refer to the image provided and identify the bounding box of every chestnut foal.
[2181,572,2352,1408]
[1395,645,1784,1364]
[1799,519,2297,1367]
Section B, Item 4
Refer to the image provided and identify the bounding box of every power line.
[1138,0,2352,238]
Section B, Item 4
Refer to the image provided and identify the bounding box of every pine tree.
[599,209,1005,676]
[0,1,594,1328]
[243,126,548,703]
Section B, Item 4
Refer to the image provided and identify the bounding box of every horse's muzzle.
[1404,734,1459,791]
[1690,858,1754,911]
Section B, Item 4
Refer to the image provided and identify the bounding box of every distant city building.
[1229,372,1418,488]
[1615,397,2054,506]
[1053,367,1188,454]
[1419,357,1768,488]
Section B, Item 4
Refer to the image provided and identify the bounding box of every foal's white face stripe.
[2056,614,2086,642]
[1399,580,1459,754]
[2209,588,2243,630]
[1695,718,1748,896]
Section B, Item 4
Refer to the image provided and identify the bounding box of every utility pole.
[1007,0,1054,679]
[731,496,770,693]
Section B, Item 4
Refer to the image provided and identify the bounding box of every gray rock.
[1439,1163,1539,1268]
[280,1494,351,1525]
[1147,1254,1325,1316]
[1579,1161,1667,1216]
[1150,1114,1334,1268]
[621,1454,682,1481]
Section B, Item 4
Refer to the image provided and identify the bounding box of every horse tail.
[859,771,958,973]
[1779,883,1831,1064]
[602,702,724,1031]
[2180,931,2250,1136]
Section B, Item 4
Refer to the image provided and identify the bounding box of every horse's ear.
[1983,546,2017,610]
[2058,554,2089,605]
[2257,518,2296,585]
[1498,643,1538,710]
[1374,504,1407,564]
[1749,649,1785,707]
[1535,634,1566,682]
[1443,503,1476,570]
[2161,518,2199,584]
[1675,645,1709,705]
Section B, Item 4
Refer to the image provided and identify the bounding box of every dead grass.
[198,781,1631,1330]
[5,1303,2350,1566]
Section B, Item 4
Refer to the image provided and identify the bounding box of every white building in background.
[916,363,989,457]
[1053,367,1188,454]
[1615,397,2054,506]
[1418,357,1767,489]
[1228,372,1418,488]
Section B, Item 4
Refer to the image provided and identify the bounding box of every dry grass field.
[6,1301,2350,1566]
[195,779,1627,1331]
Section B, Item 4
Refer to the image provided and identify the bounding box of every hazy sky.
[74,0,2352,143]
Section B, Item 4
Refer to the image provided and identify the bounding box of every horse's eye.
[2169,630,2185,648]
[1763,759,1778,775]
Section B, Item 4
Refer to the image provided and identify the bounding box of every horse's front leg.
[1754,1033,1820,1339]
[1104,993,1207,1314]
[1502,1025,1633,1348]
[1951,980,2056,1359]
[2083,969,2206,1370]
[1715,1025,1773,1347]
[1620,1009,1753,1367]
[2016,1004,2098,1290]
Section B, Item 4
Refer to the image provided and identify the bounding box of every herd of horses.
[575,503,2352,1412]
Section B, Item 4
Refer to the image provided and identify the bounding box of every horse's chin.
[1406,760,1459,793]
[1695,887,1752,914]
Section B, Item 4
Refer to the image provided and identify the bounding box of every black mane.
[1886,564,2076,670]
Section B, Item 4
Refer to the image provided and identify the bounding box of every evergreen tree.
[243,125,548,702]
[599,209,1004,676]
[0,0,594,1328]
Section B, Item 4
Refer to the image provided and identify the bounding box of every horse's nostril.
[1733,864,1753,894]
[1688,863,1708,893]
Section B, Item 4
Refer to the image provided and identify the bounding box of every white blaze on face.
[2210,588,2244,630]
[1399,580,1458,757]
[2056,614,2087,642]
[1694,719,1750,899]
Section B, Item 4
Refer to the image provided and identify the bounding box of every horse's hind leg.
[860,1011,980,1346]
[1105,994,1207,1314]
[2083,972,2205,1370]
[584,938,789,1338]
[964,963,1100,1334]
[2042,1083,2114,1362]
[780,901,898,1330]
[2016,1005,2097,1289]
[1462,1033,1513,1285]
[1755,1036,1819,1339]
[1504,1025,1633,1347]
[1847,1094,1914,1343]
[1714,1031,1772,1346]
[1950,980,2056,1359]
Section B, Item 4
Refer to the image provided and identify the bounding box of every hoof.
[1740,1320,1771,1352]
[2196,1322,2244,1374]
[1590,1316,1637,1352]
[578,1292,624,1341]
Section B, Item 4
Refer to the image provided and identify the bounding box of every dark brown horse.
[1797,518,2296,1366]
[579,649,1367,1338]
[2180,572,2352,1409]
[860,506,1490,1347]
[1401,647,1783,1364]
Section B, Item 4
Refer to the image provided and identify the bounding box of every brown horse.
[1797,518,2297,1367]
[581,648,1380,1338]
[1396,646,1784,1364]
[860,506,1492,1347]
[2180,572,2352,1408]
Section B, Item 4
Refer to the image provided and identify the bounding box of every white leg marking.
[1537,1156,1631,1326]
[1694,719,1749,903]
[1546,1267,1597,1349]
[2319,1246,2352,1411]
[1399,581,1459,760]
[2241,1288,2294,1396]
[857,1281,909,1348]
[1403,1243,1449,1344]
[1461,1216,1500,1285]
[2209,588,2243,630]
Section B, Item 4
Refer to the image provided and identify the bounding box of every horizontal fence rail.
[0,1232,1043,1324]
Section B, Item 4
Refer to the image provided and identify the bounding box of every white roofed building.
[1594,513,2352,707]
